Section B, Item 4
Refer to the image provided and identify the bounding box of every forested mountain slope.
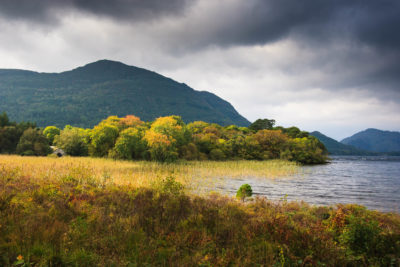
[0,60,250,128]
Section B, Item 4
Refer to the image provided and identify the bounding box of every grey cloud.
[0,0,191,23]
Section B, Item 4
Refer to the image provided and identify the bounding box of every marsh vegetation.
[0,155,399,266]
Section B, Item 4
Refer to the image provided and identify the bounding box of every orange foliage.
[144,131,173,147]
[119,115,144,128]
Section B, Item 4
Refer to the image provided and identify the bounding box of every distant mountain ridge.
[341,128,400,153]
[310,131,372,155]
[0,60,250,128]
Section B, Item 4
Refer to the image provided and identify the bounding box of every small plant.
[236,184,252,202]
[13,255,25,266]
[159,175,184,196]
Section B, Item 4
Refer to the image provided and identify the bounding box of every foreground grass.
[0,155,299,193]
[0,156,399,266]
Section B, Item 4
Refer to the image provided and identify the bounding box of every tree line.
[0,113,328,164]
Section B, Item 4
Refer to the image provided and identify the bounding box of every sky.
[0,0,399,140]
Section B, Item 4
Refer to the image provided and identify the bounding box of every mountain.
[310,131,372,155]
[341,128,400,153]
[0,60,250,128]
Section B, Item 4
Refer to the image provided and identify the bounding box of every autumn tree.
[119,115,144,129]
[253,130,289,159]
[144,116,189,162]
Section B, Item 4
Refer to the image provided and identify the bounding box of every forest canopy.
[0,112,328,164]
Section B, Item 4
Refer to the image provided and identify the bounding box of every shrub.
[340,215,381,257]
[157,175,184,196]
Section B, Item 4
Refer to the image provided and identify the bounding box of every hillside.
[341,128,400,153]
[0,60,250,128]
[310,131,372,155]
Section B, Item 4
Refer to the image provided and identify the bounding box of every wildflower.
[17,255,23,261]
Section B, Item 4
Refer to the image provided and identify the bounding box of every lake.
[218,156,400,212]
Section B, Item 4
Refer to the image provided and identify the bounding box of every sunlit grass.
[0,155,299,193]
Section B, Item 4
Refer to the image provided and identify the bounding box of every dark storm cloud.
[219,0,400,94]
[2,0,399,52]
[0,0,190,23]
[194,0,400,53]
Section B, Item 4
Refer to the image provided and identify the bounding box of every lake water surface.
[218,156,400,212]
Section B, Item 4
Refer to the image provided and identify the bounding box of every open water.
[219,156,400,212]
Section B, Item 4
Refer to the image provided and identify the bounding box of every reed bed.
[0,155,299,193]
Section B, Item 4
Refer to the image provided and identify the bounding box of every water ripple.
[219,156,400,212]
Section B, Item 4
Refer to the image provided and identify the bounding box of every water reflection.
[218,156,400,212]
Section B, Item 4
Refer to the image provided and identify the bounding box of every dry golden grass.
[0,155,299,193]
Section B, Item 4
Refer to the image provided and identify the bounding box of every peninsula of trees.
[0,113,327,164]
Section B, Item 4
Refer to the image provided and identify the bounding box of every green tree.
[249,119,275,132]
[0,126,20,153]
[111,127,147,160]
[43,126,61,145]
[283,136,327,164]
[236,184,253,202]
[54,127,89,156]
[89,124,119,157]
[16,128,51,156]
[0,112,11,127]
[280,126,309,138]
[187,121,209,134]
